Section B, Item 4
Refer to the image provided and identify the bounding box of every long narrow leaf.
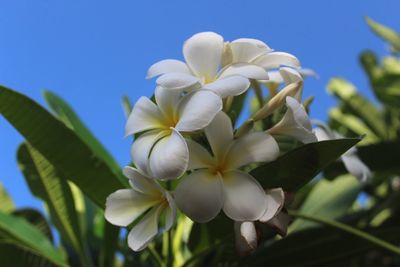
[0,211,68,267]
[0,85,124,207]
[18,143,93,267]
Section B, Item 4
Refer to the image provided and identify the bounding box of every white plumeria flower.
[267,96,317,144]
[224,38,300,71]
[147,32,270,98]
[126,86,222,180]
[314,123,371,182]
[234,188,284,256]
[175,112,280,223]
[105,167,176,252]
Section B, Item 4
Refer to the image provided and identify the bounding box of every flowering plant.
[2,18,400,267]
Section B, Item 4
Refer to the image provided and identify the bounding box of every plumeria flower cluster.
[105,32,317,253]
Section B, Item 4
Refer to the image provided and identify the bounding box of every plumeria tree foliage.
[0,18,400,267]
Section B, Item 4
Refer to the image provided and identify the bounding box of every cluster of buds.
[104,32,365,254]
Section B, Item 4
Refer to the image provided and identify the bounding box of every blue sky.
[1,0,399,210]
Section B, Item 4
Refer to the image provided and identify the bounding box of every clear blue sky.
[1,0,399,210]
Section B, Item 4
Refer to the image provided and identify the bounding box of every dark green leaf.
[17,143,93,266]
[324,141,400,178]
[0,211,68,267]
[43,90,124,184]
[250,138,361,192]
[241,226,400,267]
[12,208,53,241]
[0,85,124,207]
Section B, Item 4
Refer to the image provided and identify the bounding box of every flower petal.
[149,129,189,180]
[147,59,191,79]
[204,111,233,160]
[234,221,258,256]
[123,166,163,196]
[222,171,267,221]
[342,154,371,182]
[131,130,168,176]
[175,90,222,132]
[225,132,279,169]
[154,86,181,122]
[156,72,201,91]
[183,32,224,81]
[253,52,300,69]
[203,76,250,98]
[219,63,269,80]
[105,189,160,227]
[125,97,165,136]
[186,139,214,170]
[127,205,162,251]
[267,97,317,144]
[175,169,224,223]
[265,211,290,236]
[164,192,177,231]
[259,188,285,222]
[280,67,303,100]
[229,38,272,63]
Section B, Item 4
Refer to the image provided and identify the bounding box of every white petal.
[342,154,371,182]
[234,221,258,256]
[125,97,165,136]
[123,166,162,196]
[175,90,222,132]
[253,52,300,69]
[268,97,317,144]
[263,70,283,84]
[154,86,181,122]
[156,72,201,91]
[147,59,191,79]
[225,132,280,169]
[229,38,272,63]
[219,63,269,80]
[259,188,285,222]
[265,211,290,236]
[127,205,162,251]
[164,192,177,231]
[313,127,332,141]
[280,67,303,100]
[183,32,224,80]
[204,111,233,160]
[222,171,267,221]
[175,169,224,223]
[186,139,214,170]
[203,76,250,98]
[131,130,168,176]
[105,189,160,227]
[149,129,189,180]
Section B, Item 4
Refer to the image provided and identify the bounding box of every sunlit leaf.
[366,17,400,52]
[0,211,68,267]
[289,175,361,231]
[0,182,15,213]
[0,85,125,207]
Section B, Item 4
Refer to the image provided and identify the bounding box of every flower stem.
[288,210,400,255]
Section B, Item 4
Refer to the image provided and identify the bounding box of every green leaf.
[43,91,124,183]
[0,211,68,267]
[250,138,361,192]
[329,107,379,144]
[289,175,361,231]
[17,143,93,267]
[0,182,15,213]
[12,208,53,241]
[327,78,386,139]
[324,141,400,177]
[241,225,400,267]
[0,85,124,207]
[366,17,400,52]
